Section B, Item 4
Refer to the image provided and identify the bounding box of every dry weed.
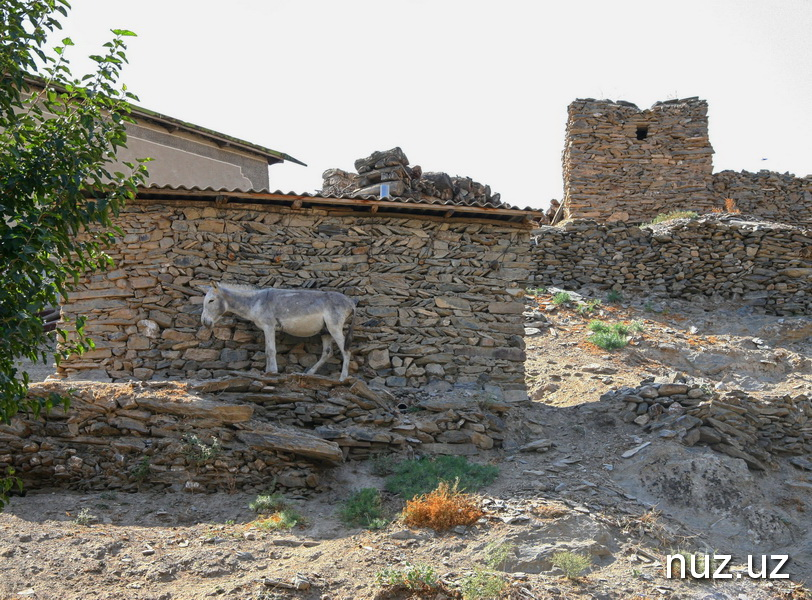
[402,480,483,531]
[533,503,568,519]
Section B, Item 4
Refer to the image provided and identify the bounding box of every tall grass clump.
[339,488,388,530]
[385,455,498,499]
[587,320,643,351]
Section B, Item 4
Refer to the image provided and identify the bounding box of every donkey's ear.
[211,281,220,291]
[201,286,212,294]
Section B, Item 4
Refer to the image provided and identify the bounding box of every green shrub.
[589,330,628,350]
[460,570,507,600]
[587,319,641,350]
[376,563,439,591]
[249,492,286,514]
[576,299,602,315]
[369,453,397,477]
[552,291,571,306]
[130,457,150,481]
[525,286,547,297]
[183,433,221,464]
[339,488,388,529]
[484,540,516,571]
[606,289,623,303]
[552,551,592,579]
[385,456,498,500]
[73,507,97,526]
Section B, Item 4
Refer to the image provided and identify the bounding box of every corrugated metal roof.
[136,184,543,224]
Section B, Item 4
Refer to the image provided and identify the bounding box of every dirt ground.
[2,291,811,600]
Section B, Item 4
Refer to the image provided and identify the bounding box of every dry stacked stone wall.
[59,200,530,397]
[712,170,812,225]
[0,377,509,493]
[561,98,716,223]
[606,380,811,471]
[531,215,812,315]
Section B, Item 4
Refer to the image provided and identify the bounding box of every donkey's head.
[201,283,227,328]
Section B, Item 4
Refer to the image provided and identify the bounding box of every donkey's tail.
[344,300,358,351]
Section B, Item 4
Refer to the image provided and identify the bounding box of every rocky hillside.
[1,291,811,600]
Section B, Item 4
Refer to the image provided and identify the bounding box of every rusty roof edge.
[135,185,543,222]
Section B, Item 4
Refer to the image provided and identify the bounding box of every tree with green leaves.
[1,0,147,507]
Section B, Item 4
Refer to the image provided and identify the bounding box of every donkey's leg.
[261,325,278,374]
[324,319,350,381]
[307,335,333,375]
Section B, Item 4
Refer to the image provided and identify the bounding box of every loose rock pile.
[0,377,508,493]
[608,380,811,471]
[531,214,812,315]
[322,147,505,208]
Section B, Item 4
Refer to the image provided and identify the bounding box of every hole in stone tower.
[636,125,649,140]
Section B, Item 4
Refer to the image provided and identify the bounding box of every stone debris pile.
[607,380,811,471]
[322,147,504,208]
[0,376,509,493]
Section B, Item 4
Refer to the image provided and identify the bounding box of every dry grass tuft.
[402,480,483,531]
[712,198,741,214]
[533,503,568,519]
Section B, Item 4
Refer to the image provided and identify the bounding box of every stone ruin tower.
[560,97,716,223]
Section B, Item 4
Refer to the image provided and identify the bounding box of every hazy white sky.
[56,0,811,210]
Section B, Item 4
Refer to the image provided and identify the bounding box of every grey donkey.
[201,282,356,381]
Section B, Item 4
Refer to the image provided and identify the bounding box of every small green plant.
[74,507,97,526]
[525,286,547,297]
[339,488,388,529]
[630,320,645,333]
[552,551,592,579]
[183,433,222,464]
[644,210,699,226]
[576,299,602,315]
[606,289,623,303]
[249,492,287,514]
[369,453,397,477]
[130,457,151,481]
[376,563,440,591]
[386,455,498,500]
[460,569,507,600]
[484,540,516,571]
[587,320,640,350]
[254,508,303,530]
[552,291,571,306]
[224,519,235,525]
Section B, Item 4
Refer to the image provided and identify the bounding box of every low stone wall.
[0,377,509,493]
[712,170,812,226]
[59,199,530,396]
[605,381,811,471]
[531,214,812,315]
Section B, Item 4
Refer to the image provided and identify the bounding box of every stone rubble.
[0,376,509,493]
[606,380,811,470]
